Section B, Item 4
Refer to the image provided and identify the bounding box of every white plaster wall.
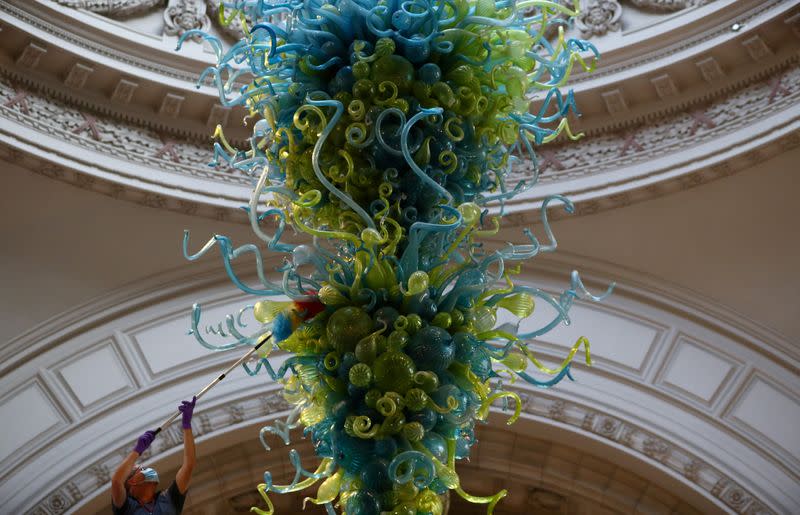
[2,146,800,514]
[0,161,254,342]
[7,145,798,343]
[534,146,800,338]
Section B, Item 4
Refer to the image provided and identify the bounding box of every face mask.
[140,467,159,484]
[128,466,159,486]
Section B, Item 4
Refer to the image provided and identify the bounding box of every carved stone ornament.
[164,0,210,37]
[571,0,717,39]
[53,0,164,18]
[628,0,711,12]
[204,0,246,40]
[575,0,623,37]
[204,1,288,40]
[51,0,717,42]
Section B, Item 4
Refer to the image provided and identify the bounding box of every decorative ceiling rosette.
[174,1,614,513]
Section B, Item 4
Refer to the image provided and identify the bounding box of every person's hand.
[179,396,196,430]
[133,430,156,455]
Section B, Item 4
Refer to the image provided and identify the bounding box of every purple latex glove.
[178,396,196,430]
[133,430,156,455]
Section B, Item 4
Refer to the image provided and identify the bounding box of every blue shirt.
[112,482,185,515]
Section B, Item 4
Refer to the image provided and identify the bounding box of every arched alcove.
[2,258,795,514]
[1,1,798,514]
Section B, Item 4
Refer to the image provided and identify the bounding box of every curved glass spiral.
[177,1,614,513]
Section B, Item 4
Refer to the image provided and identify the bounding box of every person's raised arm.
[175,397,196,494]
[111,431,155,507]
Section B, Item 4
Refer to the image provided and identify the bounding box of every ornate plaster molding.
[51,0,163,18]
[0,0,794,188]
[2,0,795,141]
[47,0,712,41]
[2,258,797,514]
[509,391,774,515]
[627,0,710,12]
[26,385,775,515]
[576,0,623,38]
[2,61,797,223]
[1,2,204,84]
[52,0,244,39]
[516,64,800,186]
[568,0,789,86]
[28,389,292,515]
[204,0,248,40]
[163,0,211,37]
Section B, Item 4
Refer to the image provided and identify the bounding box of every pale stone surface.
[57,342,131,408]
[729,377,800,460]
[0,383,61,463]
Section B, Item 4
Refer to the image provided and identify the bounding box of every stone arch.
[3,257,795,514]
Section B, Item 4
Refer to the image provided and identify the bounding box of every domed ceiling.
[2,0,798,220]
[1,2,799,515]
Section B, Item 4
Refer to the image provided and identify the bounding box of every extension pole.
[154,333,273,434]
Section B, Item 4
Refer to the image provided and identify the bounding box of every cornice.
[2,61,798,225]
[0,0,797,221]
[0,1,250,144]
[0,62,226,144]
[565,46,800,137]
[0,69,255,218]
[1,0,797,145]
[2,253,798,513]
[26,386,775,515]
[503,61,800,215]
[1,0,213,86]
[568,0,788,87]
[4,250,796,389]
